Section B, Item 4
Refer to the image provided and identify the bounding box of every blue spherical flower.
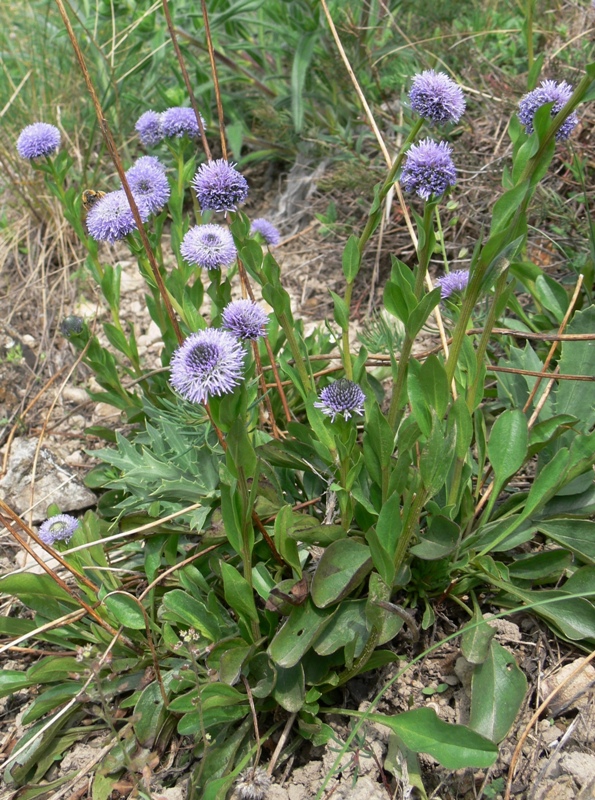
[39,513,79,546]
[222,299,269,341]
[401,138,457,201]
[17,123,61,160]
[170,328,245,404]
[124,157,170,216]
[314,379,366,422]
[518,79,578,141]
[133,155,167,174]
[192,159,249,212]
[86,190,149,243]
[135,110,163,147]
[180,224,237,270]
[409,70,466,125]
[435,269,470,299]
[161,106,206,139]
[250,218,281,246]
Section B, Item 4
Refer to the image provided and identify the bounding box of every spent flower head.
[409,70,466,125]
[401,138,457,200]
[170,328,245,404]
[314,378,366,422]
[160,107,206,139]
[234,767,272,800]
[60,315,84,337]
[435,269,470,299]
[518,79,578,141]
[180,224,237,270]
[17,123,61,160]
[135,110,163,147]
[39,514,79,546]
[125,157,170,216]
[86,189,148,243]
[222,299,269,341]
[250,218,281,246]
[192,159,249,212]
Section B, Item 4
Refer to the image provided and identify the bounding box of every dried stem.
[54,0,183,344]
[200,0,228,159]
[161,0,212,160]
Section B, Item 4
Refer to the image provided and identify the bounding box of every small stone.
[559,752,595,787]
[62,386,90,405]
[541,659,595,716]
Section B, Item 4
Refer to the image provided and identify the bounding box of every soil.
[1,57,595,800]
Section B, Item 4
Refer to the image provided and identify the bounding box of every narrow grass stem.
[466,271,508,411]
[387,200,434,430]
[161,0,211,161]
[341,118,424,380]
[393,490,427,573]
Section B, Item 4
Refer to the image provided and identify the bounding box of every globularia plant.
[2,7,595,798]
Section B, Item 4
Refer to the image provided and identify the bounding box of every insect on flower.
[82,189,106,213]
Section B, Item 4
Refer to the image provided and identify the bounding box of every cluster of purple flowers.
[16,123,61,160]
[86,156,169,243]
[401,139,457,200]
[192,159,249,213]
[169,299,269,404]
[250,218,281,246]
[518,79,578,141]
[435,269,470,299]
[39,513,79,546]
[314,379,366,423]
[409,70,465,126]
[135,107,207,147]
[180,224,237,270]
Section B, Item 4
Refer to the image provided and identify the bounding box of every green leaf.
[273,663,305,712]
[342,235,361,282]
[536,519,595,565]
[533,274,569,323]
[291,32,318,133]
[507,549,572,580]
[330,290,349,330]
[469,642,527,743]
[103,592,147,630]
[311,539,373,608]
[337,708,497,768]
[161,589,223,641]
[313,600,368,658]
[268,599,333,667]
[384,279,416,323]
[0,671,35,699]
[410,516,460,561]
[133,682,166,748]
[406,288,442,340]
[461,614,496,666]
[487,409,528,490]
[20,684,81,724]
[220,561,259,629]
[555,306,595,433]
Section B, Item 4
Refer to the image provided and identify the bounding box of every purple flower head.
[124,157,170,216]
[160,107,206,139]
[180,224,237,270]
[409,70,466,125]
[250,218,281,246]
[518,79,578,141]
[17,123,61,160]
[86,189,149,243]
[135,110,163,147]
[134,155,167,174]
[435,269,470,299]
[39,513,79,546]
[401,138,457,201]
[192,159,249,212]
[314,378,366,422]
[222,299,269,341]
[170,328,245,404]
